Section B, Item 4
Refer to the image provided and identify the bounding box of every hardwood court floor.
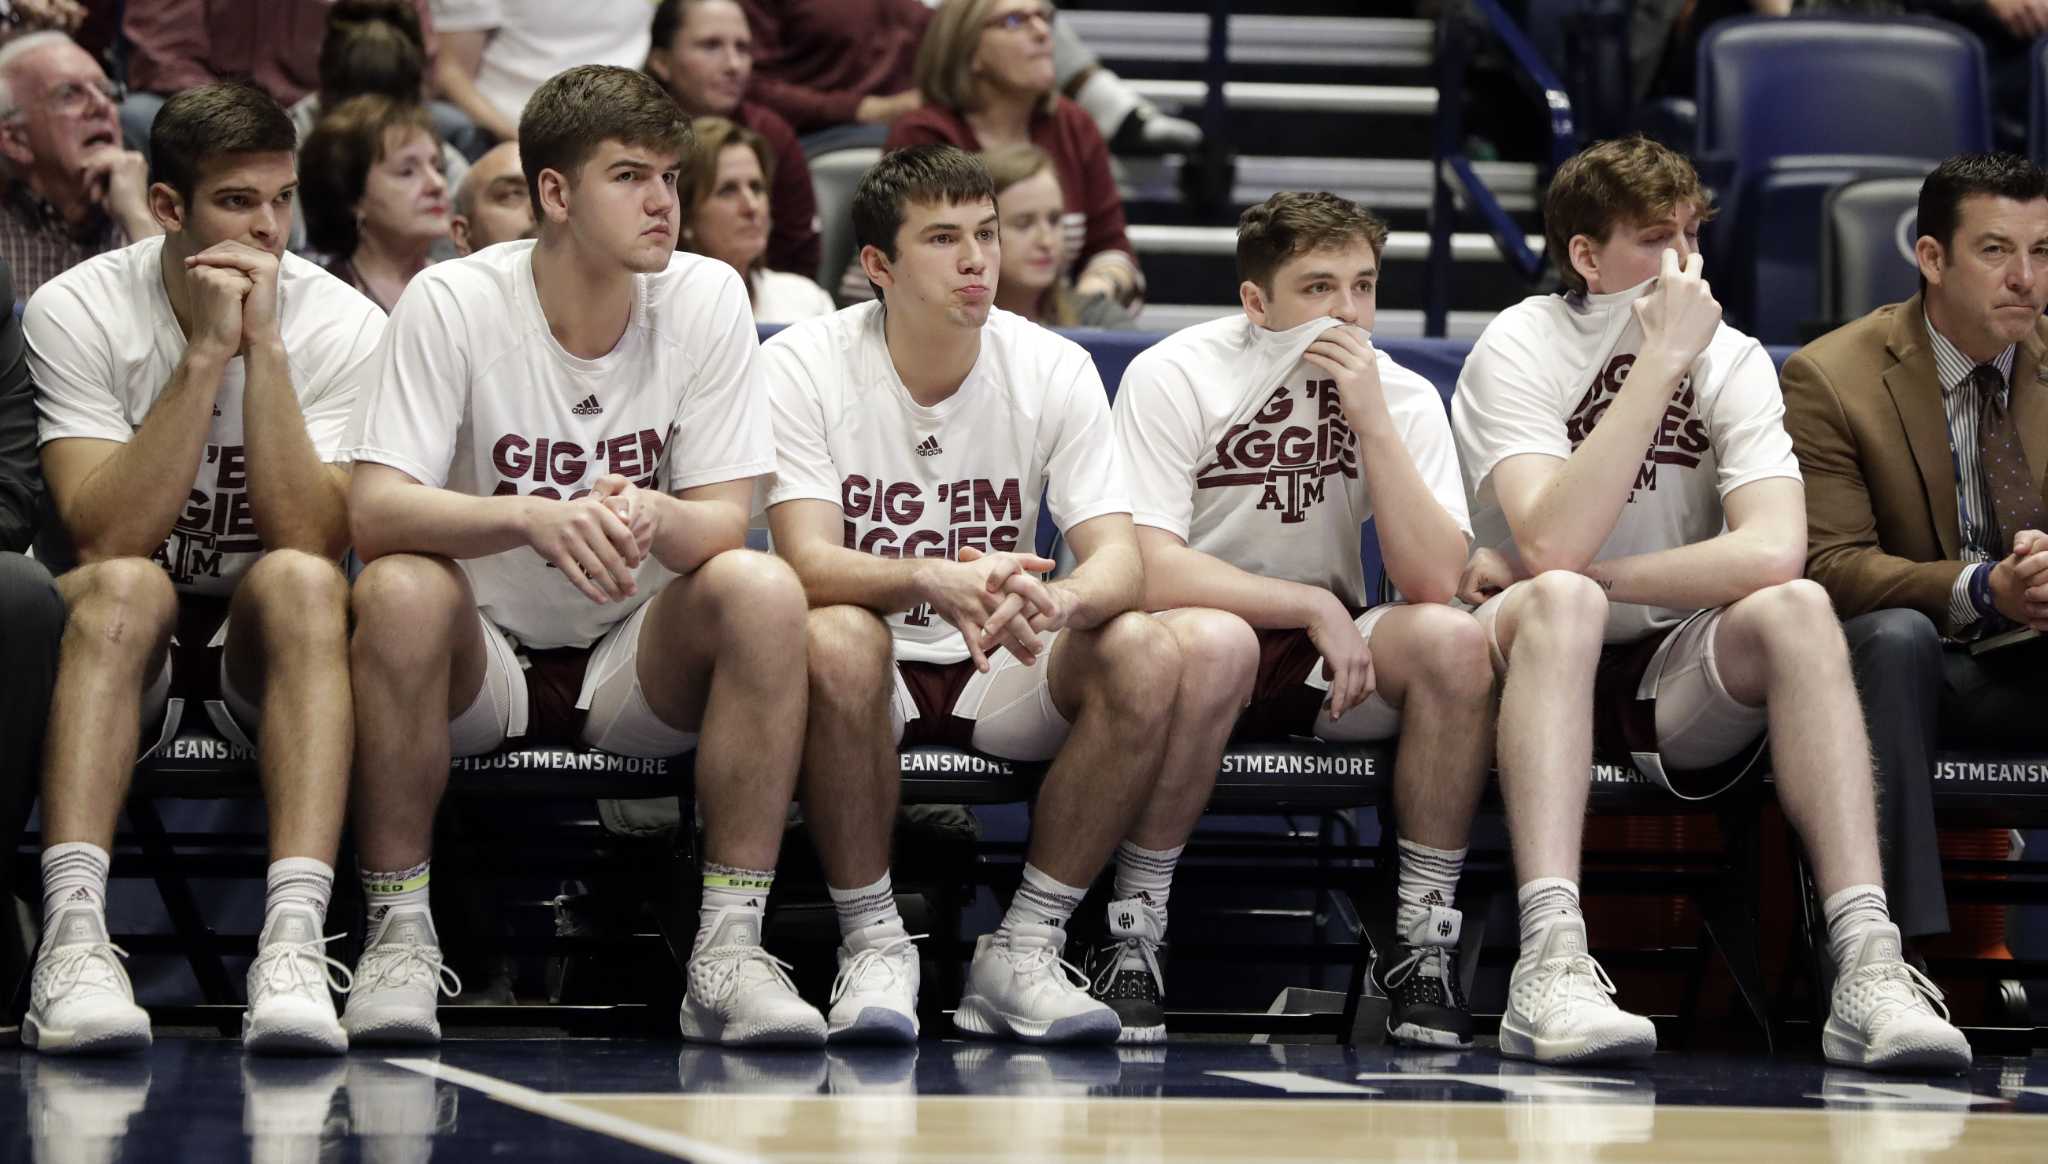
[4,1037,2045,1162]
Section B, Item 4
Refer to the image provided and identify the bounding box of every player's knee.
[805,604,893,702]
[700,548,807,623]
[1745,578,1837,639]
[1519,569,1608,636]
[1092,612,1181,726]
[68,558,177,651]
[350,555,465,660]
[243,549,347,624]
[1409,605,1494,703]
[1168,608,1257,709]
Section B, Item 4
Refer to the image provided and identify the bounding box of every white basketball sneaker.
[243,906,351,1055]
[1498,918,1657,1064]
[1822,923,1972,1073]
[827,923,922,1044]
[678,909,827,1047]
[341,907,461,1045]
[955,924,1121,1044]
[24,907,152,1055]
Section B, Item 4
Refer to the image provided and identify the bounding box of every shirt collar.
[1925,309,2016,403]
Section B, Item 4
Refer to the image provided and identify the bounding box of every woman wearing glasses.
[884,0,1143,314]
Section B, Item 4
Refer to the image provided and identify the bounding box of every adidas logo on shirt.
[914,435,942,457]
[572,395,603,416]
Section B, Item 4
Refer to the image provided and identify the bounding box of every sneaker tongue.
[1539,919,1588,963]
[1855,923,1904,970]
[1401,905,1462,948]
[711,912,761,948]
[262,909,318,947]
[52,908,108,947]
[1105,898,1162,942]
[374,910,433,948]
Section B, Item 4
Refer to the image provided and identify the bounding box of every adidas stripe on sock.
[361,859,433,944]
[1112,840,1183,932]
[1516,877,1583,965]
[998,863,1087,936]
[263,857,335,945]
[1395,837,1466,939]
[697,863,774,955]
[829,871,904,943]
[41,842,110,934]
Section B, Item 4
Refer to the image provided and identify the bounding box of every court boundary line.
[385,1057,770,1164]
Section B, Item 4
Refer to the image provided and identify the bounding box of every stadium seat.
[1729,157,1931,345]
[1695,16,1988,334]
[809,147,883,299]
[1819,174,1924,331]
[2032,35,2048,163]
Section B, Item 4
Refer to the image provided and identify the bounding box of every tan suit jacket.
[1780,293,2048,630]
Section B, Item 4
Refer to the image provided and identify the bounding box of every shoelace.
[1003,939,1093,996]
[358,940,463,999]
[1526,952,1619,1021]
[1089,935,1165,996]
[251,932,356,998]
[1382,944,1453,993]
[830,933,925,1005]
[1846,957,1951,1026]
[38,941,132,999]
[695,944,802,1005]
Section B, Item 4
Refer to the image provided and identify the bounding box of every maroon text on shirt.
[156,443,262,583]
[488,428,667,498]
[1193,379,1359,523]
[1563,353,1709,501]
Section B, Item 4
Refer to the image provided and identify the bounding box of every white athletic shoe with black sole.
[341,907,461,1045]
[678,910,827,1047]
[1822,923,1972,1073]
[955,924,1121,1045]
[24,907,152,1055]
[1498,918,1657,1065]
[827,924,921,1044]
[242,906,351,1055]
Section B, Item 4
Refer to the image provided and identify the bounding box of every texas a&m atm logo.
[1565,353,1709,502]
[1193,379,1358,523]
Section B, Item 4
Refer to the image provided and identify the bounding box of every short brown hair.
[148,81,298,204]
[317,0,426,106]
[1544,136,1716,296]
[299,94,438,256]
[519,64,692,220]
[852,145,995,300]
[914,0,1058,117]
[1236,191,1389,292]
[678,116,775,260]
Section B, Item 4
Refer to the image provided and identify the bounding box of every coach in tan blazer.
[1782,152,2048,943]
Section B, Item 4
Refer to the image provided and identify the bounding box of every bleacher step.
[1128,78,1437,117]
[1063,11,1433,69]
[1122,155,1540,213]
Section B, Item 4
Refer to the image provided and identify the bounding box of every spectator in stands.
[985,143,1130,328]
[116,1,477,159]
[740,0,1198,157]
[287,1,471,197]
[0,31,159,304]
[1111,192,1497,1047]
[344,65,821,1048]
[889,0,1142,312]
[301,95,451,312]
[1453,136,1971,1072]
[1782,152,2048,949]
[429,0,652,149]
[448,140,531,254]
[646,0,819,277]
[766,145,1215,1045]
[0,255,63,1020]
[0,0,81,43]
[680,116,832,323]
[23,82,385,1056]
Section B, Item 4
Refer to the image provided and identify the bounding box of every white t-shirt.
[26,237,384,595]
[1451,281,1801,643]
[348,241,774,650]
[1114,315,1471,609]
[752,268,835,326]
[764,302,1129,663]
[432,0,654,126]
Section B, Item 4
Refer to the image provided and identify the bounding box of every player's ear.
[1568,233,1601,292]
[859,243,894,293]
[537,165,573,225]
[1239,279,1270,327]
[149,182,186,235]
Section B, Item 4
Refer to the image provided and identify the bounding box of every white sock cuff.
[827,871,894,902]
[1516,876,1581,908]
[42,840,110,869]
[1822,883,1886,918]
[1398,837,1469,862]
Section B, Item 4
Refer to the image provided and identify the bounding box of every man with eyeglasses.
[0,31,156,304]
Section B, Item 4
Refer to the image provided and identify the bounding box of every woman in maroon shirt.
[885,0,1141,310]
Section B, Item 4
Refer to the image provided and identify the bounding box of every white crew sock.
[1516,877,1583,966]
[1395,837,1466,940]
[41,841,110,938]
[261,857,335,946]
[998,863,1088,937]
[829,871,905,948]
[1823,883,1893,972]
[361,859,433,945]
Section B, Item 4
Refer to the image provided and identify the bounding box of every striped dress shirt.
[1925,315,2015,636]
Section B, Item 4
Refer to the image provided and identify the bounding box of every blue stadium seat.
[1819,174,1925,330]
[2031,35,2048,163]
[1695,16,1988,336]
[1732,157,1931,345]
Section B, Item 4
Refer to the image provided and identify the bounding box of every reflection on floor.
[3,1037,2046,1163]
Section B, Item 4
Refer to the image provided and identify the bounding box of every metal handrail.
[1424,0,1579,336]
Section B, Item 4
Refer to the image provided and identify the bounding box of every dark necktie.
[1973,363,2048,555]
